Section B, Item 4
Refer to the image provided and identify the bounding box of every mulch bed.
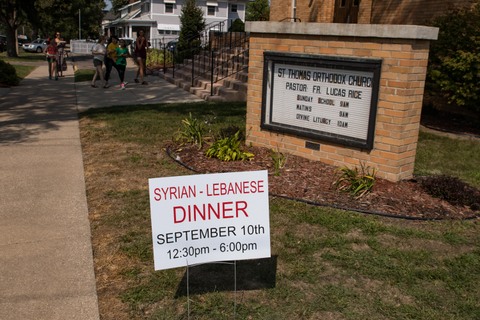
[167,143,480,221]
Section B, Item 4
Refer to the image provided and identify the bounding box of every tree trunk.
[6,26,19,58]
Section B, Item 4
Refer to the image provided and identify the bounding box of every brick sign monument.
[244,22,439,182]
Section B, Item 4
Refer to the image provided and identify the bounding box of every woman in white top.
[91,36,108,88]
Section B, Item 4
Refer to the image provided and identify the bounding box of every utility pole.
[79,9,82,39]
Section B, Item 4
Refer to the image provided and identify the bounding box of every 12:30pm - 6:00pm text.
[167,241,259,260]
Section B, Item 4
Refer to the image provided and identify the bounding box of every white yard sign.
[149,170,270,271]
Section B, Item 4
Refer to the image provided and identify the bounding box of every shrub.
[228,19,245,32]
[0,60,20,86]
[427,2,480,111]
[419,175,480,210]
[146,48,168,69]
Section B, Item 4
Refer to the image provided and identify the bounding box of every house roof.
[109,9,157,26]
[110,8,142,25]
[103,9,119,21]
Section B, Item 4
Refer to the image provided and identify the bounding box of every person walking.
[54,32,67,77]
[115,39,130,90]
[104,36,120,87]
[45,37,58,80]
[91,36,108,88]
[134,29,148,85]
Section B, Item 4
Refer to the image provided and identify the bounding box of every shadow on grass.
[174,256,277,297]
[79,101,247,118]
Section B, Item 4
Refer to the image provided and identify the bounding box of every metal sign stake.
[186,261,238,319]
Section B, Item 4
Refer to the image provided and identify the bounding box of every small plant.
[146,48,172,69]
[205,131,254,161]
[174,113,205,148]
[332,163,376,199]
[270,148,287,176]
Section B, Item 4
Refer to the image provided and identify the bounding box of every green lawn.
[415,131,480,188]
[74,69,94,82]
[1,50,44,82]
[79,102,480,320]
[0,50,46,64]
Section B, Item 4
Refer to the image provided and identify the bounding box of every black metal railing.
[206,31,249,96]
[162,20,250,97]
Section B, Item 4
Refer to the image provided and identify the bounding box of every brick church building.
[269,0,475,25]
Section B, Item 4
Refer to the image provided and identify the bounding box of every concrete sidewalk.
[71,55,202,112]
[0,57,201,320]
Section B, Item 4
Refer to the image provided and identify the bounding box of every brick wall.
[270,0,474,25]
[371,0,475,25]
[270,0,335,22]
[269,0,292,22]
[358,0,373,24]
[244,22,438,182]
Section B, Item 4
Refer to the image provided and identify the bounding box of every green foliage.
[0,0,35,57]
[146,48,171,69]
[175,113,206,148]
[228,18,245,32]
[0,59,19,86]
[333,163,376,199]
[246,0,270,21]
[427,2,480,111]
[177,0,205,61]
[111,0,129,13]
[205,131,254,161]
[35,0,105,39]
[1,0,105,53]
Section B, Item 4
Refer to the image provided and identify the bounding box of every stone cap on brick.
[245,22,439,40]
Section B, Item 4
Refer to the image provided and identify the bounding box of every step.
[159,48,249,102]
[161,71,248,102]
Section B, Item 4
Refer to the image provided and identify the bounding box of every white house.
[103,0,248,47]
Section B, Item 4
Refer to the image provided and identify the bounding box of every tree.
[427,1,480,111]
[246,0,270,21]
[176,0,205,60]
[111,0,129,13]
[0,0,105,58]
[34,0,106,40]
[0,0,36,57]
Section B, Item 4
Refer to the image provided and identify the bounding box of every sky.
[105,0,112,10]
